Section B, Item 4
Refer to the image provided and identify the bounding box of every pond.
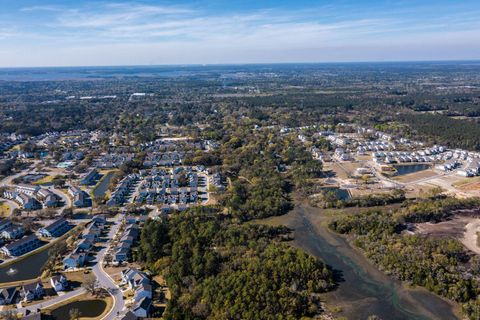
[93,171,115,199]
[321,187,351,200]
[0,247,50,283]
[50,299,107,319]
[393,164,431,176]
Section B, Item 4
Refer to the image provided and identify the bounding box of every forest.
[136,207,335,320]
[217,125,323,220]
[329,197,480,319]
[399,113,480,151]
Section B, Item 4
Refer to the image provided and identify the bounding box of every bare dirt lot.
[415,216,480,255]
[462,219,480,255]
[415,216,470,238]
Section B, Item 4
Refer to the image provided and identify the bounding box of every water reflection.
[0,249,49,283]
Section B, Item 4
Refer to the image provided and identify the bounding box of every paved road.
[15,287,85,314]
[9,216,125,317]
[0,160,71,212]
[47,186,72,209]
[91,216,125,320]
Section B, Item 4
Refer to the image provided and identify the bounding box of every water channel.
[262,202,459,320]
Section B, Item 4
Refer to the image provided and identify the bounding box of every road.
[0,160,71,212]
[46,186,72,209]
[0,166,31,188]
[8,216,125,317]
[15,287,86,314]
[91,215,125,320]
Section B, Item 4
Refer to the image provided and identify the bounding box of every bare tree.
[104,254,113,266]
[82,274,99,296]
[69,308,81,320]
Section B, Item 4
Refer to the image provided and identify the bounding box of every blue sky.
[0,0,479,67]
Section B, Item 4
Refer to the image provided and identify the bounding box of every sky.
[0,0,480,67]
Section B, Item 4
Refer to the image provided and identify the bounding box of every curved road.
[0,161,71,212]
[7,216,125,318]
[16,288,85,315]
[46,186,72,209]
[91,215,125,320]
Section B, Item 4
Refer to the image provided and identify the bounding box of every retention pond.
[0,248,50,283]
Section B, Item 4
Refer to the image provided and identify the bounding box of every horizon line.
[1,58,480,70]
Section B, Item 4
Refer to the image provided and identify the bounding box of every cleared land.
[415,216,480,255]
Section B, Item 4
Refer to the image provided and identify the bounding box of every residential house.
[15,184,40,196]
[50,274,69,292]
[113,243,131,263]
[37,189,59,208]
[82,223,102,241]
[63,252,87,269]
[1,224,25,240]
[123,215,138,225]
[134,282,153,301]
[0,219,12,232]
[80,168,100,185]
[43,194,59,208]
[1,235,41,257]
[132,297,152,318]
[0,287,17,305]
[120,235,135,246]
[92,214,107,226]
[16,193,41,210]
[121,311,138,320]
[76,239,93,252]
[37,218,71,238]
[21,281,44,302]
[124,224,139,239]
[69,185,87,208]
[22,312,42,320]
[121,268,150,290]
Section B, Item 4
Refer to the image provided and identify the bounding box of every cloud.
[2,1,480,66]
[20,5,64,12]
[43,2,390,47]
[55,3,193,28]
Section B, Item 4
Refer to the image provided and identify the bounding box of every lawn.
[33,175,56,185]
[453,176,480,187]
[0,201,11,217]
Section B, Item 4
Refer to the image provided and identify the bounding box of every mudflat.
[260,201,461,320]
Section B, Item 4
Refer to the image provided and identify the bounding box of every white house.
[50,274,69,292]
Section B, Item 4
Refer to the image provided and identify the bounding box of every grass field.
[33,175,56,185]
[453,176,480,187]
[0,201,11,217]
